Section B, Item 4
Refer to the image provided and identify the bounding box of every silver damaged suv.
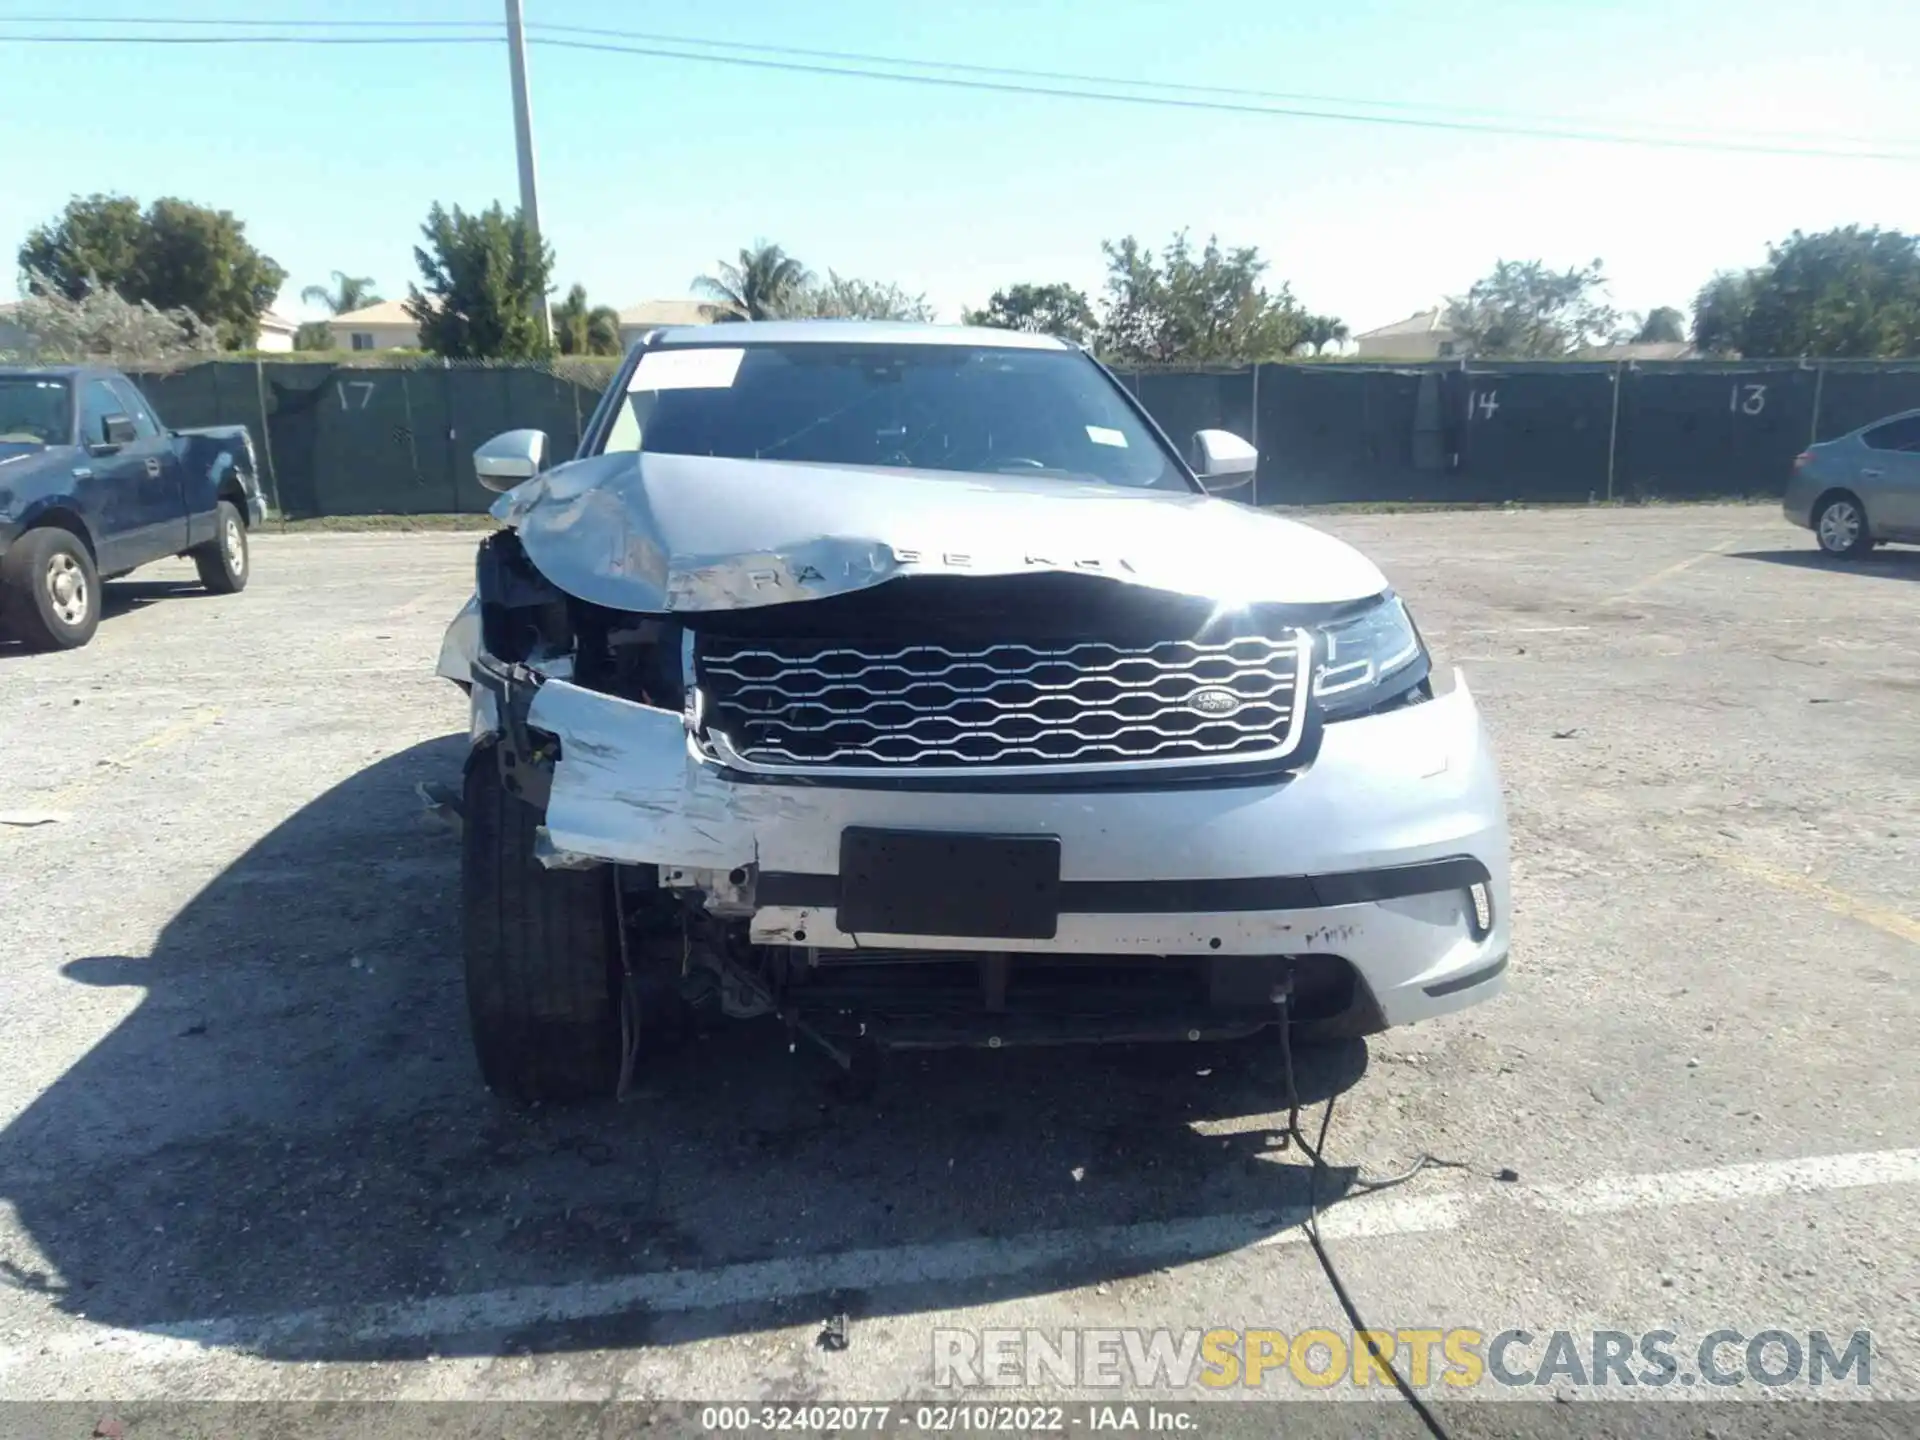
[437,322,1510,1102]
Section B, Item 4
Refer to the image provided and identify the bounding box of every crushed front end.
[453,530,1509,1065]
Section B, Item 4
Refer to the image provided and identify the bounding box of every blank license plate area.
[837,828,1062,940]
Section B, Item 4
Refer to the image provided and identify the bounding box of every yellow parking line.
[1714,850,1920,948]
[1603,532,1748,604]
[1599,801,1920,949]
[8,706,223,819]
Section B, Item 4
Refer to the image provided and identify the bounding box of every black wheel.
[0,526,101,650]
[462,741,622,1104]
[1814,493,1873,558]
[192,500,250,594]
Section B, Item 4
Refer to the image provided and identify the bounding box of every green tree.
[552,282,623,355]
[1633,306,1686,344]
[1301,314,1351,355]
[693,241,812,321]
[789,271,935,322]
[293,320,334,351]
[17,195,146,300]
[135,199,287,348]
[300,271,381,316]
[18,193,285,349]
[964,282,1097,344]
[1691,271,1755,356]
[1443,259,1620,358]
[1737,227,1920,358]
[405,201,554,360]
[1096,232,1315,365]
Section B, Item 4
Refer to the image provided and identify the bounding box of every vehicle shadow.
[0,579,206,656]
[1728,548,1920,582]
[0,737,1371,1363]
[100,578,210,614]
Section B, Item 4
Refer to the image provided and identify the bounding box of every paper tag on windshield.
[630,348,745,392]
[1086,425,1128,447]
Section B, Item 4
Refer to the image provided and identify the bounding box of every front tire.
[1,527,101,650]
[1814,493,1873,558]
[193,500,250,594]
[462,742,622,1104]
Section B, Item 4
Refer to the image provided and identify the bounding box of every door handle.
[72,467,93,480]
[144,457,162,477]
[1861,468,1884,478]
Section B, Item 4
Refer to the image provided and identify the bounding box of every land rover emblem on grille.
[1188,687,1242,718]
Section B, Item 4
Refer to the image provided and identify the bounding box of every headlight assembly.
[1313,593,1430,720]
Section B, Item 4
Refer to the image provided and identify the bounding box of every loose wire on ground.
[1277,1006,1455,1440]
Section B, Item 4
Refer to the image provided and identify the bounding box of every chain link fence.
[122,356,1920,518]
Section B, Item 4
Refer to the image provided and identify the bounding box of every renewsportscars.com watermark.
[933,1327,1873,1392]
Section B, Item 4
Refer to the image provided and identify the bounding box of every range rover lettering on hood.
[494,448,1388,613]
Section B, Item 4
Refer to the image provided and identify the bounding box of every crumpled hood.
[496,450,1388,613]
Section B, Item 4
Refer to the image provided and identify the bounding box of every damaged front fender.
[437,593,483,686]
[524,679,805,871]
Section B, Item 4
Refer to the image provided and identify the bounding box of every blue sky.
[2,0,1917,335]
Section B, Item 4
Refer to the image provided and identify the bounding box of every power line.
[527,19,1893,150]
[6,11,1902,150]
[1,17,1914,161]
[0,33,494,45]
[527,35,1919,162]
[0,14,496,26]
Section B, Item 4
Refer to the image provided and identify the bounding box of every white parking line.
[8,1146,1916,1369]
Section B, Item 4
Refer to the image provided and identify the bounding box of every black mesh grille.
[696,633,1307,771]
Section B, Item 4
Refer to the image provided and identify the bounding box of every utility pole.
[504,0,550,342]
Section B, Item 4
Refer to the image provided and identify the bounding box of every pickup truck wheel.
[1,527,101,650]
[192,500,250,594]
[462,741,622,1104]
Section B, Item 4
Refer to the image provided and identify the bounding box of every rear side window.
[78,380,122,447]
[107,378,162,439]
[1861,415,1920,452]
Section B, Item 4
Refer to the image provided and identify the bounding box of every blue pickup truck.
[0,365,266,650]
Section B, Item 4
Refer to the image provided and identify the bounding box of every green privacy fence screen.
[124,357,1920,517]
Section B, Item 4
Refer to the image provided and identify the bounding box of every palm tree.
[552,283,624,356]
[693,241,813,322]
[1304,315,1350,356]
[299,270,381,316]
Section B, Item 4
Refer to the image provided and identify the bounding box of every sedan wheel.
[1815,496,1872,558]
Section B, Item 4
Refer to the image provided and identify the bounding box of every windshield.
[599,342,1190,491]
[0,376,73,448]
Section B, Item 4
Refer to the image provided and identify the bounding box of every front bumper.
[478,664,1511,1032]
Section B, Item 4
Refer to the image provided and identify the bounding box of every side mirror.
[1190,429,1257,493]
[474,428,549,492]
[99,415,138,449]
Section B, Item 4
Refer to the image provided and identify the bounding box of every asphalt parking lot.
[1,504,1917,1424]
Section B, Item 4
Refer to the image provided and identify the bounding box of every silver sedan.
[1783,409,1920,556]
